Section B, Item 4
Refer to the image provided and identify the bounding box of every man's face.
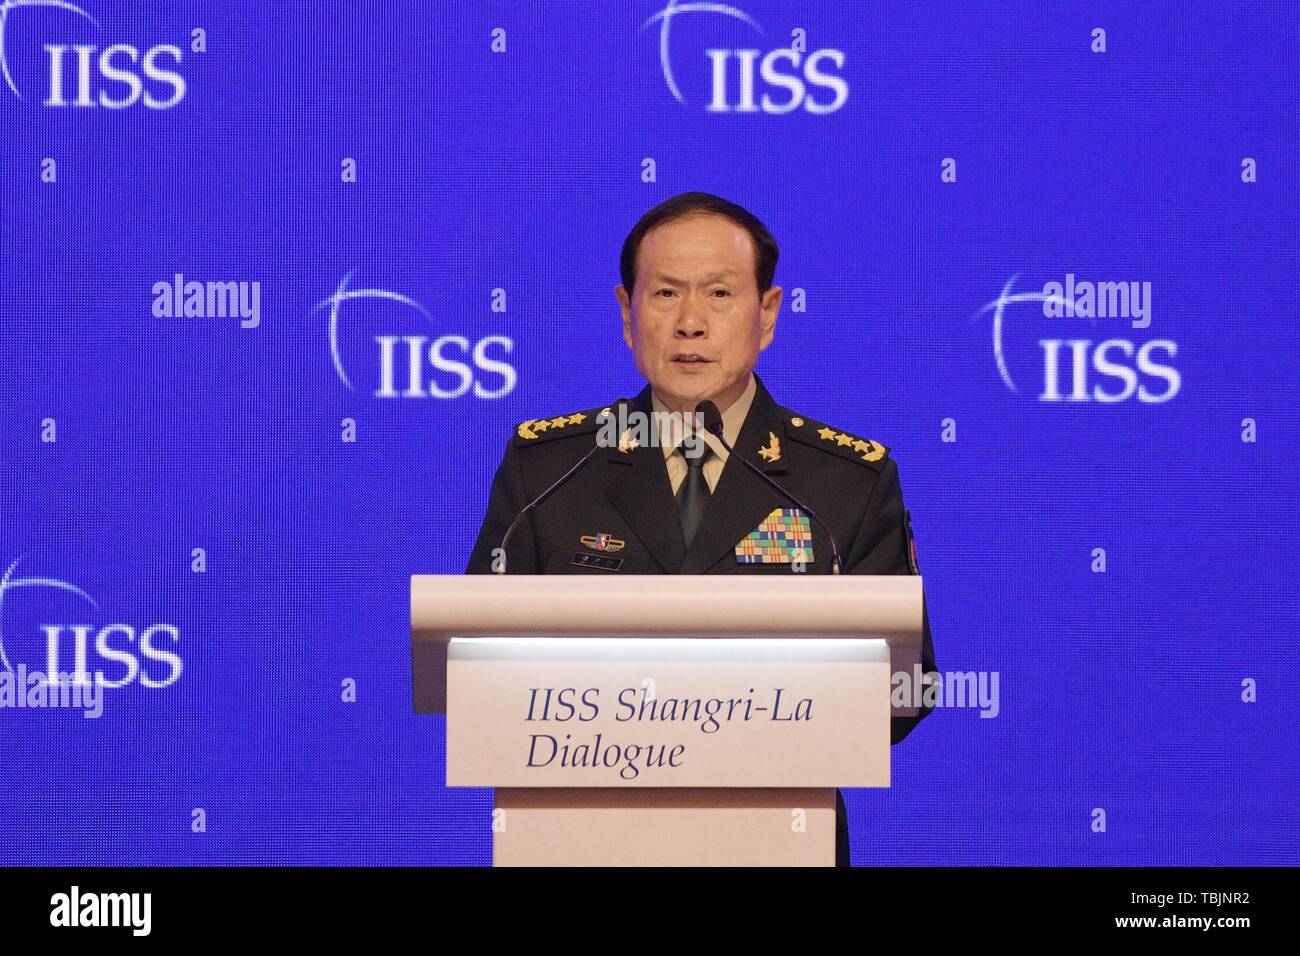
[617,214,781,414]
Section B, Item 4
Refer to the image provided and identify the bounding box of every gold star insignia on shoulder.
[850,437,887,462]
[514,406,605,446]
[787,414,891,470]
[758,431,781,462]
[859,440,886,462]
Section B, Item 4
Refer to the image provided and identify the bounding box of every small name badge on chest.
[571,552,624,571]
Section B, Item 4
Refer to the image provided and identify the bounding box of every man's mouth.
[672,354,713,364]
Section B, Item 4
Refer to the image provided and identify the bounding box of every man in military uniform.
[466,191,937,866]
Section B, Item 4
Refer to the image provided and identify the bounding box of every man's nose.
[674,295,708,337]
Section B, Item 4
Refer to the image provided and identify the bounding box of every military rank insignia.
[735,508,814,564]
[512,406,607,448]
[516,412,589,441]
[783,414,891,471]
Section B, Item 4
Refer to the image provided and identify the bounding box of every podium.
[411,575,923,866]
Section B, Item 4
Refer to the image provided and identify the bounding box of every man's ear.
[616,285,633,349]
[758,285,782,351]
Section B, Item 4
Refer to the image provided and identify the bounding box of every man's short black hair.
[619,191,779,296]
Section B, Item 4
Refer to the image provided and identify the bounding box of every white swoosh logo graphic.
[312,271,434,391]
[0,555,100,673]
[641,0,764,103]
[0,0,100,98]
[975,275,1090,394]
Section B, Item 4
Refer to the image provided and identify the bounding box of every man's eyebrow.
[649,270,739,285]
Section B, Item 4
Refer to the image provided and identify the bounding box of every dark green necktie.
[675,437,714,548]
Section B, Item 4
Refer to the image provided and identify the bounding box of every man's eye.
[712,289,730,298]
[657,289,675,297]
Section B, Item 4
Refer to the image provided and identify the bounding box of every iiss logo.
[643,0,847,113]
[314,272,517,400]
[0,0,186,108]
[977,275,1180,403]
[0,556,182,696]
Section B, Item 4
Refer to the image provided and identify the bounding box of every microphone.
[495,399,631,574]
[695,400,843,575]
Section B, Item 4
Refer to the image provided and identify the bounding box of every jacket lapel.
[603,384,687,571]
[679,375,790,573]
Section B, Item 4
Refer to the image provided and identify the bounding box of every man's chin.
[652,375,730,412]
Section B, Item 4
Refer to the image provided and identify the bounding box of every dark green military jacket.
[465,373,937,865]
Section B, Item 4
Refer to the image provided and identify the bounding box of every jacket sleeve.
[464,437,540,574]
[842,456,938,744]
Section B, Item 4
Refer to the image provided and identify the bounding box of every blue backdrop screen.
[1,0,1296,865]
